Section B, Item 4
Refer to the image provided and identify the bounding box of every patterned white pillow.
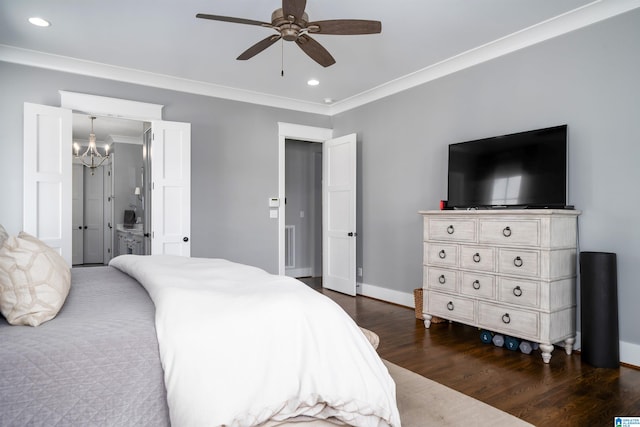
[0,232,71,326]
[360,327,380,350]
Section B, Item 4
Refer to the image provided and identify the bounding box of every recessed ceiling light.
[28,17,51,27]
[307,79,319,86]
[323,98,334,104]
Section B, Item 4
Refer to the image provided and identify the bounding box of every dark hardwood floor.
[299,277,640,427]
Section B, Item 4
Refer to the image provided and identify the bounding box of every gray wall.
[332,9,640,346]
[0,62,331,272]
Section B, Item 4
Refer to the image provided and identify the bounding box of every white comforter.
[110,255,401,427]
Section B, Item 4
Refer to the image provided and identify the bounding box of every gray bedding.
[0,266,170,426]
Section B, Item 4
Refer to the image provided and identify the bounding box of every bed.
[0,251,400,427]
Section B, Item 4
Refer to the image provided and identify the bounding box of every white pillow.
[0,232,71,326]
[360,327,380,350]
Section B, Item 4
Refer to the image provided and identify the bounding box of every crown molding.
[329,0,640,115]
[104,135,143,145]
[0,44,330,115]
[2,0,639,117]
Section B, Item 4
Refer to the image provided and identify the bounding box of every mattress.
[0,266,170,426]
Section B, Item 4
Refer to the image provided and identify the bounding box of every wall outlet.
[357,267,363,277]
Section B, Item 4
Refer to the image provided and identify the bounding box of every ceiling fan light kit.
[196,0,381,68]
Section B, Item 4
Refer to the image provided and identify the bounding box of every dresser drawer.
[460,246,495,272]
[460,272,496,299]
[498,248,540,277]
[424,267,458,292]
[479,219,540,247]
[427,292,475,323]
[427,218,476,242]
[498,277,540,308]
[425,243,458,267]
[478,302,539,339]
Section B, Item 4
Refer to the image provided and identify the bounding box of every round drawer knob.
[503,226,512,237]
[502,313,511,324]
[514,256,523,267]
[472,280,480,290]
[447,225,455,234]
[473,252,481,263]
[513,286,523,297]
[438,275,446,284]
[447,301,454,311]
[439,250,446,259]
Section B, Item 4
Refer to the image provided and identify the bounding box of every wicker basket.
[413,288,444,323]
[413,288,424,320]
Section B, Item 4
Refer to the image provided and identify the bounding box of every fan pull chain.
[281,38,284,77]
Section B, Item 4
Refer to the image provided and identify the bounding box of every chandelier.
[73,116,110,175]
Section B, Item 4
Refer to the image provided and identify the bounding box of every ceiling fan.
[196,0,381,67]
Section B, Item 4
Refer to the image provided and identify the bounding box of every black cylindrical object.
[579,252,619,368]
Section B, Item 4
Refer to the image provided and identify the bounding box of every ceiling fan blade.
[237,35,282,60]
[196,13,270,27]
[308,19,382,35]
[295,34,335,67]
[282,0,307,20]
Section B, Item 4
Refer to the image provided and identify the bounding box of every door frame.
[60,92,165,262]
[277,123,333,276]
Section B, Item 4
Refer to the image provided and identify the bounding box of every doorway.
[277,123,358,296]
[24,94,191,265]
[71,114,147,265]
[284,139,322,278]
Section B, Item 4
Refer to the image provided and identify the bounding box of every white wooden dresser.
[420,209,580,363]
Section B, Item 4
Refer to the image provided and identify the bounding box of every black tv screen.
[447,125,568,209]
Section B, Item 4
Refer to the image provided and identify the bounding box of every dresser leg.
[539,344,554,363]
[423,314,432,329]
[564,337,575,355]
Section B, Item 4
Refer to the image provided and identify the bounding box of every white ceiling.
[1,0,638,114]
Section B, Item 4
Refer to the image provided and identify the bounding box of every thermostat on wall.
[268,197,280,208]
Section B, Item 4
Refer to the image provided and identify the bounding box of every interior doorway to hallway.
[284,139,323,279]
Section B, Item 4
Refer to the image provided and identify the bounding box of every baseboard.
[357,282,640,368]
[620,341,640,368]
[574,332,640,368]
[358,282,415,308]
[285,267,312,278]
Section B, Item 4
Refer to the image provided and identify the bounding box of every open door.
[23,103,73,265]
[150,120,191,256]
[322,133,357,296]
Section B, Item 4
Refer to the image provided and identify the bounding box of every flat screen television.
[447,125,568,209]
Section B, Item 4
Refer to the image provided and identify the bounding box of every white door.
[151,120,191,256]
[23,103,72,265]
[323,134,357,296]
[72,164,84,265]
[83,167,104,263]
